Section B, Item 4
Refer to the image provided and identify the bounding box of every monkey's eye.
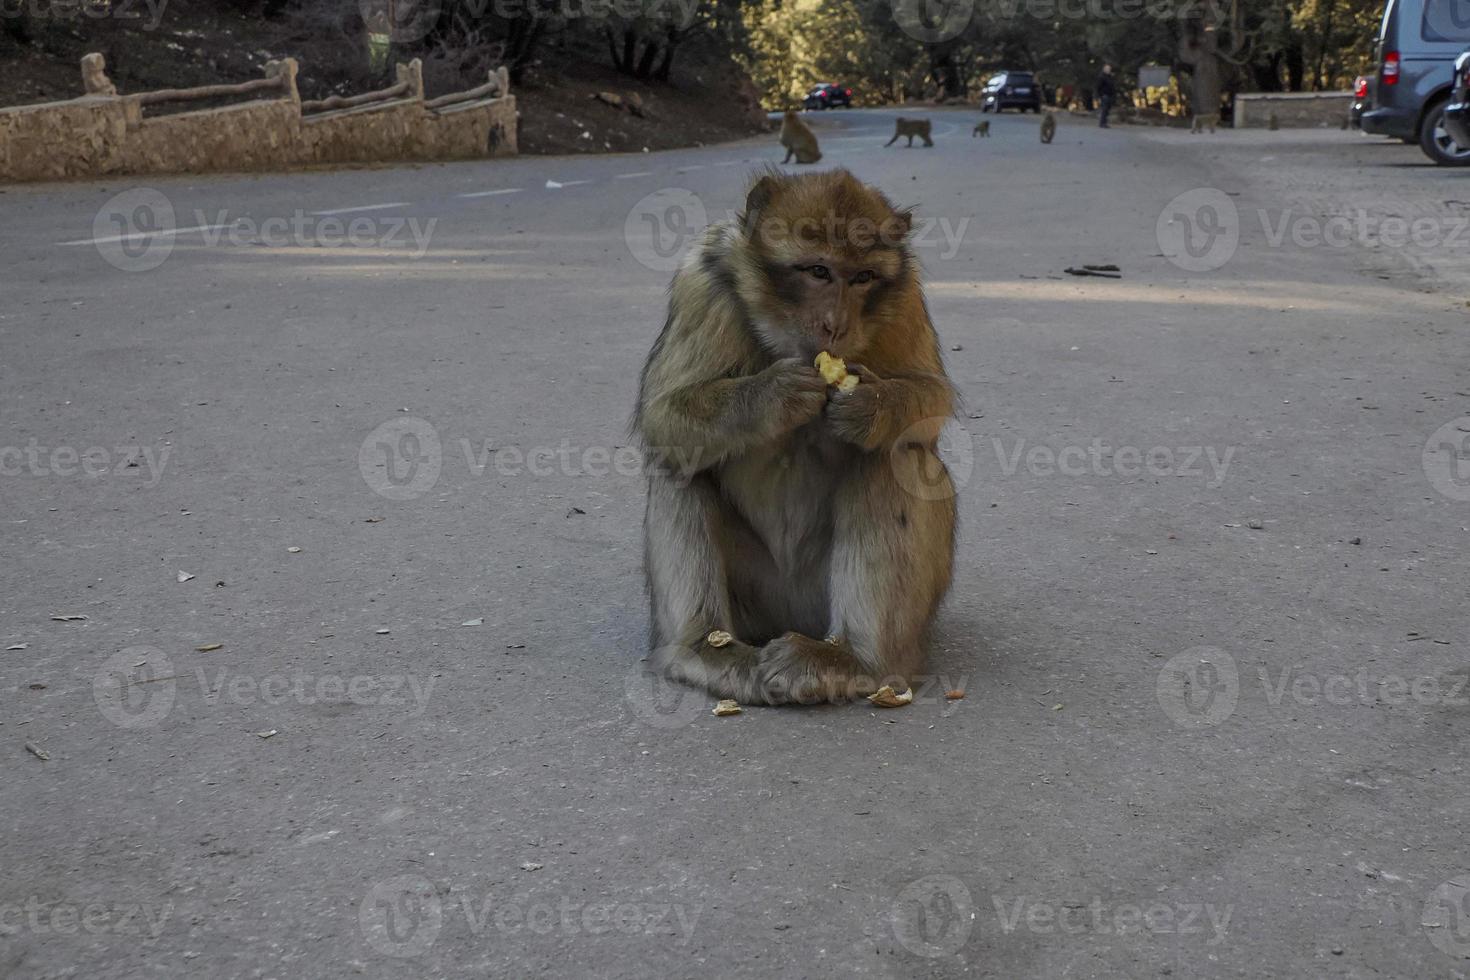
[851,270,876,285]
[805,265,832,282]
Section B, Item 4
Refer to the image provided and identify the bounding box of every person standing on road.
[1097,63,1117,128]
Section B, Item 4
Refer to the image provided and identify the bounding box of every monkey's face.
[738,171,913,360]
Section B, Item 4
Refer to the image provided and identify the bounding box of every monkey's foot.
[754,632,883,705]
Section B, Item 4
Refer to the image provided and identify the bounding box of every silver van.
[1360,0,1470,164]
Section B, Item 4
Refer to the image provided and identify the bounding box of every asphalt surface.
[2,107,1469,979]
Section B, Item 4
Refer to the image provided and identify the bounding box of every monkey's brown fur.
[1039,112,1056,144]
[885,118,934,147]
[972,120,991,137]
[634,169,957,705]
[779,110,822,164]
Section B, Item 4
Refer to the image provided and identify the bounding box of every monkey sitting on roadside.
[634,169,957,705]
[885,117,933,147]
[779,110,822,164]
[1039,111,1056,144]
[972,120,991,137]
[1191,113,1218,134]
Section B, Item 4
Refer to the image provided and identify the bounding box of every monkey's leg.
[823,447,956,693]
[782,146,794,164]
[906,135,915,147]
[884,133,900,147]
[645,475,776,702]
[922,133,933,146]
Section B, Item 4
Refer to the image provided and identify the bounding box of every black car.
[1445,50,1470,148]
[803,83,853,110]
[982,71,1042,113]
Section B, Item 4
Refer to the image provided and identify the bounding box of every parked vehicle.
[802,83,852,110]
[1359,0,1470,164]
[981,71,1043,113]
[1445,50,1470,147]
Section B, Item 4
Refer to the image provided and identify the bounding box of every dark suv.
[982,71,1042,113]
[1360,0,1470,164]
[803,83,852,110]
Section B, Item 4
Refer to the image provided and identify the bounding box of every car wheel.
[1419,98,1470,166]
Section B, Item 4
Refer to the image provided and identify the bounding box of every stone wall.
[1235,92,1354,129]
[0,56,517,184]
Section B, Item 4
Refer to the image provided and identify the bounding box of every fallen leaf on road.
[7,643,28,651]
[50,615,87,622]
[177,571,195,583]
[24,742,49,761]
[945,690,965,701]
[287,546,302,553]
[375,629,390,635]
[461,618,484,627]
[520,861,543,871]
[713,699,742,716]
[196,643,223,652]
[868,686,914,708]
[255,730,278,739]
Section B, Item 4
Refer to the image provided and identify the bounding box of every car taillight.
[845,88,852,96]
[1354,76,1368,99]
[1383,51,1400,85]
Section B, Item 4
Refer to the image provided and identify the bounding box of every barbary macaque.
[972,120,991,137]
[779,110,822,164]
[885,118,933,147]
[633,169,958,705]
[1039,112,1056,143]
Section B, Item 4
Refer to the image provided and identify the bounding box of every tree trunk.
[634,38,660,79]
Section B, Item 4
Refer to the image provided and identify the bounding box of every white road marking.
[57,224,229,247]
[309,202,410,216]
[554,179,593,187]
[713,160,742,167]
[458,188,524,198]
[677,165,705,172]
[615,171,655,179]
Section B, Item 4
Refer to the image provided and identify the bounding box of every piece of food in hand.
[706,630,733,648]
[713,699,743,716]
[815,351,860,392]
[868,685,914,708]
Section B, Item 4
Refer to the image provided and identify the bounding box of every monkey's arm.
[824,369,955,451]
[635,254,826,472]
[640,361,825,472]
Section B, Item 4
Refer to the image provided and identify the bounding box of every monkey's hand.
[825,367,953,452]
[824,368,886,450]
[754,357,828,437]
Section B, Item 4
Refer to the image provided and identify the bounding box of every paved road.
[3,107,1469,979]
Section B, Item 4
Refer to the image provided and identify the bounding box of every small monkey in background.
[885,117,933,147]
[1191,112,1218,134]
[972,120,991,137]
[1039,111,1056,144]
[634,169,958,705]
[779,110,822,164]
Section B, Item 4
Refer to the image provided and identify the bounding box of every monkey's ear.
[742,175,779,233]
